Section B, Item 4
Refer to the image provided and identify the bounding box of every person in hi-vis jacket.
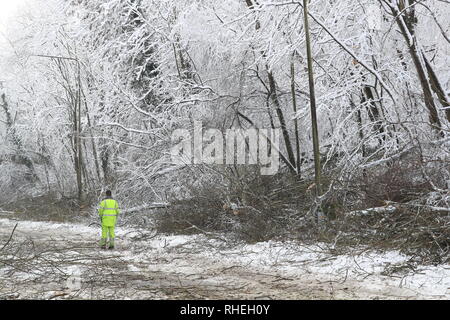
[98,190,120,249]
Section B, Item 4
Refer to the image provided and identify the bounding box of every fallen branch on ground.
[122,203,170,214]
[1,223,18,251]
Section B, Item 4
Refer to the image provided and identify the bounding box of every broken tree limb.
[0,210,15,215]
[122,202,170,214]
[345,205,397,217]
[1,223,18,251]
[346,202,450,217]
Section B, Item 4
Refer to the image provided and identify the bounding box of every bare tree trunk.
[303,0,322,196]
[362,85,385,145]
[76,59,83,203]
[243,0,297,174]
[50,54,84,203]
[350,97,367,159]
[267,70,297,172]
[290,59,302,176]
[422,55,450,122]
[82,85,102,184]
[387,0,444,135]
[237,110,294,171]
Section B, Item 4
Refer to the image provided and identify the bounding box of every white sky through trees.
[0,0,27,31]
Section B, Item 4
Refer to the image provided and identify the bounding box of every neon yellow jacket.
[98,198,120,227]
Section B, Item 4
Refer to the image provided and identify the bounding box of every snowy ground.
[0,216,449,300]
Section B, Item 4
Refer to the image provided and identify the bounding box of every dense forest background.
[0,0,449,262]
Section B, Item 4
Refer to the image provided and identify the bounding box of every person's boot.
[108,238,115,250]
[99,239,107,249]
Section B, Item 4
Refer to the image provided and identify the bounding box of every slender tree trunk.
[82,86,102,184]
[75,60,83,203]
[267,70,297,172]
[350,97,367,159]
[422,55,450,122]
[244,0,297,174]
[53,55,84,203]
[303,0,322,196]
[389,0,443,135]
[290,59,302,176]
[362,85,385,145]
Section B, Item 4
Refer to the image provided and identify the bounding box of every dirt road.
[0,216,448,300]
